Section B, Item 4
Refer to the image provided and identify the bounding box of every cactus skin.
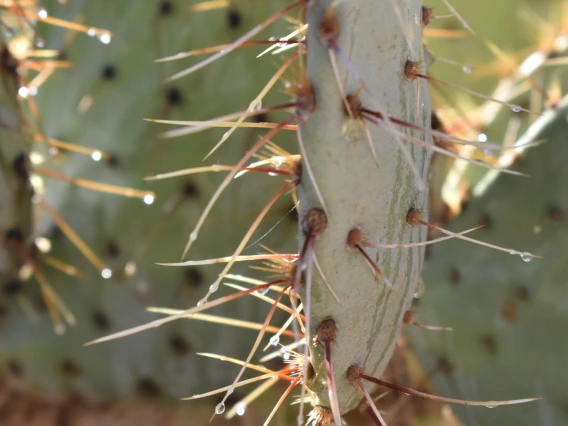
[409,96,568,426]
[299,0,432,414]
[0,0,296,404]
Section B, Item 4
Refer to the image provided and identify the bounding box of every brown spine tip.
[309,406,333,426]
[346,364,363,385]
[345,93,363,119]
[421,6,433,26]
[404,60,421,80]
[302,207,328,238]
[317,8,340,48]
[293,78,316,122]
[406,207,424,226]
[291,159,302,186]
[314,316,338,346]
[346,227,363,249]
[402,310,415,324]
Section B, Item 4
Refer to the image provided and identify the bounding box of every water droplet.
[414,277,425,299]
[521,252,533,263]
[101,268,112,279]
[197,298,207,307]
[485,405,495,409]
[282,351,290,360]
[209,282,219,293]
[143,194,155,205]
[236,404,246,416]
[462,64,472,74]
[35,38,44,48]
[91,151,102,161]
[296,414,304,425]
[249,99,262,111]
[215,403,225,414]
[255,286,269,296]
[509,250,516,255]
[511,105,521,113]
[18,86,29,98]
[98,33,112,44]
[477,133,487,142]
[37,8,48,19]
[269,335,280,346]
[54,324,66,335]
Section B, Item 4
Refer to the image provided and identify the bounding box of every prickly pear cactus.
[298,0,431,414]
[0,0,296,405]
[409,96,568,426]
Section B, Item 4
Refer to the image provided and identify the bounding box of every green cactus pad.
[1,0,297,403]
[409,95,568,426]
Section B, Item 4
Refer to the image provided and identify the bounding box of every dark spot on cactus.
[253,112,268,123]
[4,227,23,246]
[12,153,29,179]
[1,45,18,74]
[501,302,517,323]
[288,204,298,222]
[481,335,497,354]
[93,311,110,331]
[29,243,40,261]
[516,286,530,301]
[137,377,162,398]
[423,244,432,261]
[226,9,242,29]
[437,357,454,376]
[448,269,460,285]
[7,360,23,377]
[104,240,120,258]
[101,64,117,81]
[478,213,493,229]
[548,205,564,222]
[3,279,24,296]
[170,335,191,356]
[165,87,183,106]
[34,294,47,312]
[460,196,470,213]
[182,181,198,198]
[48,225,63,240]
[184,267,203,287]
[431,112,443,131]
[106,154,120,169]
[158,0,173,16]
[60,359,83,378]
[421,6,433,26]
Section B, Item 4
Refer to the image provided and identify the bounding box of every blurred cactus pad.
[0,0,296,417]
[410,95,568,426]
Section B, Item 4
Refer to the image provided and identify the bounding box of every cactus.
[86,0,438,424]
[2,0,566,425]
[297,0,431,416]
[409,95,568,426]
[0,0,296,408]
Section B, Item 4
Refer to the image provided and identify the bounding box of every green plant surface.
[1,0,297,404]
[298,0,431,415]
[408,95,568,426]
